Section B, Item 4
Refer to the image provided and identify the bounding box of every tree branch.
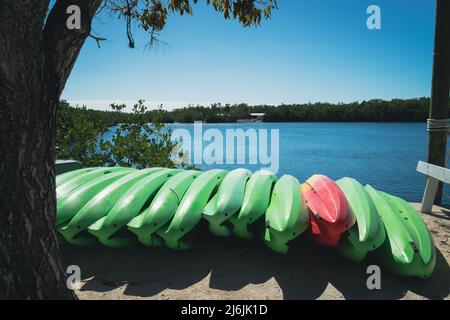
[89,32,108,48]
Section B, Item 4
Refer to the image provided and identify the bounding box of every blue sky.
[62,0,436,110]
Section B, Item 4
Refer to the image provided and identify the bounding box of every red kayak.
[301,175,355,247]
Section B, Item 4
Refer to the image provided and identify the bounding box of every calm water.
[167,122,448,204]
[103,122,448,204]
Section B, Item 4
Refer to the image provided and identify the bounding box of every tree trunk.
[0,90,75,300]
[0,0,102,299]
[0,2,74,299]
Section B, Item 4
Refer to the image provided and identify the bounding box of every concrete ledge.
[55,160,81,175]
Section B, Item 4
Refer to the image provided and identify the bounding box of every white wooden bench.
[417,161,450,213]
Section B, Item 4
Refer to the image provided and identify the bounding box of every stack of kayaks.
[56,167,436,278]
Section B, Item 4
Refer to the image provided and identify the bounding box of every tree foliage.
[105,0,277,47]
[99,100,176,168]
[56,104,109,167]
[145,98,440,123]
[56,100,176,168]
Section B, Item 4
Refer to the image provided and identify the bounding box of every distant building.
[236,113,265,123]
[250,113,265,119]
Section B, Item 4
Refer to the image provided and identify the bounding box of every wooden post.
[427,0,450,205]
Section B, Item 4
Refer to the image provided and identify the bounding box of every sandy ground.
[61,204,450,300]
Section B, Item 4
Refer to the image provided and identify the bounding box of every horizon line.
[65,97,431,112]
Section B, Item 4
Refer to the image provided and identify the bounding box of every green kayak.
[88,168,182,247]
[158,169,228,249]
[365,185,436,278]
[127,170,201,247]
[56,168,136,227]
[56,167,101,186]
[59,168,162,245]
[56,167,130,199]
[229,170,277,239]
[264,175,309,254]
[336,178,385,262]
[202,168,252,237]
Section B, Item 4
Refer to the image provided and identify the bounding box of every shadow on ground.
[61,222,450,300]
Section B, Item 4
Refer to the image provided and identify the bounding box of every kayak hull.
[88,169,182,247]
[229,170,277,239]
[59,168,162,245]
[301,175,355,247]
[203,168,252,237]
[127,170,201,246]
[57,167,130,199]
[264,175,309,254]
[336,177,385,262]
[56,168,136,227]
[158,169,228,249]
[56,167,101,186]
[366,185,436,279]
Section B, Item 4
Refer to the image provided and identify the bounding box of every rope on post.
[427,118,450,132]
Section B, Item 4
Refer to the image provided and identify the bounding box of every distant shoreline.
[168,120,428,124]
[60,97,450,126]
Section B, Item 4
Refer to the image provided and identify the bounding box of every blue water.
[167,122,448,204]
[102,122,448,204]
